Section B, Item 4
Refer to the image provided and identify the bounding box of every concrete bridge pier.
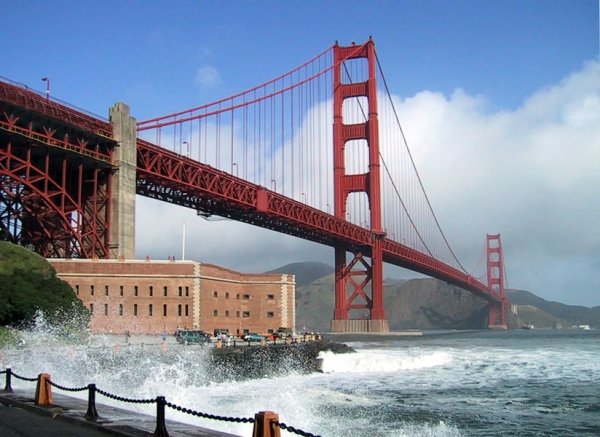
[330,319,390,333]
[108,102,136,259]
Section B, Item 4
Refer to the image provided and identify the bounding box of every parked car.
[243,332,265,342]
[175,329,212,345]
[274,327,293,339]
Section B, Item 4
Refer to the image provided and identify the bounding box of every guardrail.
[1,368,319,437]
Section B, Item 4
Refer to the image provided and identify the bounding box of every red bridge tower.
[331,40,389,333]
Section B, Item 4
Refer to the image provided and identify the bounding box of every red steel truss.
[136,138,373,247]
[0,79,115,258]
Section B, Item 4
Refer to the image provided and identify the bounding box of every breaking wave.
[319,349,452,373]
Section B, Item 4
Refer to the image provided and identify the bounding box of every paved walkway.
[0,401,112,437]
[0,390,238,437]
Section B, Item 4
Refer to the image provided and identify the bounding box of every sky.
[2,1,599,306]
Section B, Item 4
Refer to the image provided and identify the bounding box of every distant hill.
[510,304,569,329]
[266,261,333,287]
[272,261,600,331]
[508,289,600,327]
[295,274,491,331]
[384,278,489,330]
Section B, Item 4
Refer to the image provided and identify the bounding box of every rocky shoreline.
[208,340,354,381]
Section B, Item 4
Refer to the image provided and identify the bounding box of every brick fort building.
[50,258,295,336]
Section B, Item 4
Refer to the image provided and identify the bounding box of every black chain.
[96,387,155,404]
[11,372,38,382]
[275,421,321,437]
[165,401,255,424]
[46,379,88,392]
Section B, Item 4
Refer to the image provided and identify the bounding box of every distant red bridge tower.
[487,234,508,329]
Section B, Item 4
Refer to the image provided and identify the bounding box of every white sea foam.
[319,349,452,373]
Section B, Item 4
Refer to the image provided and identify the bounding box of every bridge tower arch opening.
[331,40,389,333]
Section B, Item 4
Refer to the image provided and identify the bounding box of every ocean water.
[2,329,599,436]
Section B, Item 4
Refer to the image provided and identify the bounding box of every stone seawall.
[208,340,354,381]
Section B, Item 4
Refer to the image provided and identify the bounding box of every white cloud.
[394,60,600,304]
[194,65,221,89]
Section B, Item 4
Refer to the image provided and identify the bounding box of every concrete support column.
[109,102,136,259]
[193,262,201,329]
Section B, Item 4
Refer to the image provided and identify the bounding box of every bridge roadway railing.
[136,137,373,249]
[1,367,319,437]
[0,77,112,138]
[382,239,496,302]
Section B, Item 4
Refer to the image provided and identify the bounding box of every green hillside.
[0,241,53,276]
[0,242,90,329]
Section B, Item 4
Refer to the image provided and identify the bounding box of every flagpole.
[182,222,186,261]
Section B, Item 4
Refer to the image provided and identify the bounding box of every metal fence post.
[153,396,169,437]
[3,368,13,393]
[84,384,99,420]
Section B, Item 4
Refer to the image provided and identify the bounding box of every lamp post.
[182,141,189,156]
[41,77,50,100]
[271,179,277,192]
[232,162,238,176]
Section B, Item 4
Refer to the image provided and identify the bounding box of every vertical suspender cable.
[281,87,285,195]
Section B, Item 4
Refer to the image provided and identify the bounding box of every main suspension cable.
[375,52,467,273]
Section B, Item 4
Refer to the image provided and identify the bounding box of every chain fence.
[10,370,38,382]
[166,400,255,424]
[276,420,322,437]
[1,366,321,437]
[95,387,155,404]
[47,379,88,392]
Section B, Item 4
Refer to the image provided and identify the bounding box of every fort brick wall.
[49,259,295,337]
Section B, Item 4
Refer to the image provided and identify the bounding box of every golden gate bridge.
[0,39,507,331]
